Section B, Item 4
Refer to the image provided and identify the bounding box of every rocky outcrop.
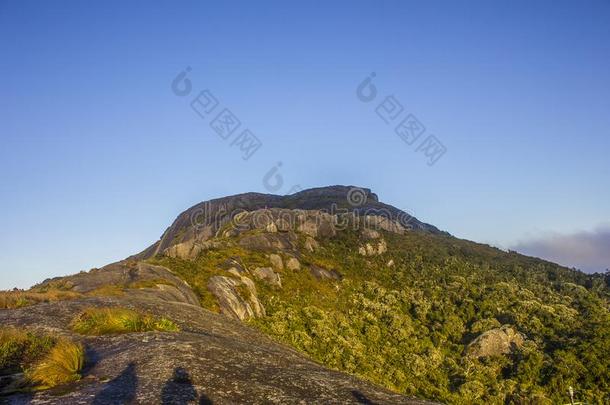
[0,296,429,404]
[466,325,525,358]
[238,232,298,252]
[358,239,388,256]
[34,261,200,306]
[164,239,223,260]
[207,275,265,320]
[133,186,445,261]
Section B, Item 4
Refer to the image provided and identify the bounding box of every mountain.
[1,186,609,404]
[133,185,443,261]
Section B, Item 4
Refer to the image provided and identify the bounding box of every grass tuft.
[27,339,85,387]
[0,327,55,374]
[71,307,179,335]
[1,327,84,390]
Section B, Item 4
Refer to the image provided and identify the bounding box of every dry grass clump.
[71,307,179,335]
[0,290,81,309]
[0,327,84,389]
[27,339,85,387]
[1,279,178,309]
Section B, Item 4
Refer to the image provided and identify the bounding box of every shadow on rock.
[352,389,376,404]
[93,362,138,405]
[161,367,212,405]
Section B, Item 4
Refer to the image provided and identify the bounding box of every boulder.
[221,257,247,274]
[304,237,319,252]
[164,239,223,260]
[309,265,342,281]
[207,276,265,320]
[286,257,301,271]
[466,325,525,358]
[253,267,282,287]
[269,254,284,270]
[358,239,388,256]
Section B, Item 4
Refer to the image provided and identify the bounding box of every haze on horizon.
[1,0,609,289]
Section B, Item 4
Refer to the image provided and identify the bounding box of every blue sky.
[1,1,609,288]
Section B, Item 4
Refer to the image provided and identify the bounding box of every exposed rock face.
[207,276,265,320]
[253,267,282,287]
[1,296,429,404]
[164,239,223,260]
[309,265,342,281]
[35,261,200,306]
[238,232,298,252]
[466,325,525,358]
[229,208,339,240]
[133,185,444,261]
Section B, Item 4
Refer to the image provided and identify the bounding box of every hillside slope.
[2,186,609,404]
[0,262,429,404]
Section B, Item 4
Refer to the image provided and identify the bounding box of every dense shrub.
[154,229,610,404]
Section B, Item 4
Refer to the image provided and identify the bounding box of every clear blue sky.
[1,1,609,288]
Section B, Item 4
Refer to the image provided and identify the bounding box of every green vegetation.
[152,228,610,404]
[149,245,270,311]
[0,327,84,389]
[71,307,179,335]
[0,327,55,374]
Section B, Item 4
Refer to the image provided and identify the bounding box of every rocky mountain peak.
[135,185,443,260]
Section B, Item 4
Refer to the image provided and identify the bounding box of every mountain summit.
[135,185,443,260]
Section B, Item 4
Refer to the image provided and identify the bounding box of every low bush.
[71,307,179,335]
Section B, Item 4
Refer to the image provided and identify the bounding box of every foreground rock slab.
[0,296,433,404]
